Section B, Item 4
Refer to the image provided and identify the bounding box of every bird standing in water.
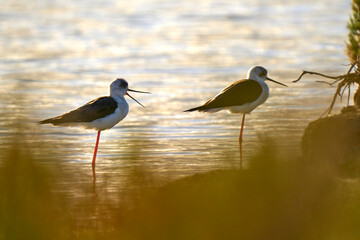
[39,78,149,180]
[185,66,287,168]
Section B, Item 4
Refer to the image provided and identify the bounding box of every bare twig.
[293,71,344,83]
[341,82,349,97]
[346,61,357,75]
[294,61,360,116]
[315,80,337,86]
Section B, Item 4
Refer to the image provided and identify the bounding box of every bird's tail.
[38,117,60,125]
[183,106,203,112]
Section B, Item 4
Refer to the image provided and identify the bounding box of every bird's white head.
[247,66,287,87]
[247,66,268,82]
[110,78,150,107]
[110,78,129,97]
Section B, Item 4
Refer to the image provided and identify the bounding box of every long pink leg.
[92,130,101,181]
[239,114,246,169]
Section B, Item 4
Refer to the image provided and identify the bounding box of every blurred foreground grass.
[1,133,360,240]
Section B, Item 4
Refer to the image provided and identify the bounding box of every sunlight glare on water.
[0,0,352,189]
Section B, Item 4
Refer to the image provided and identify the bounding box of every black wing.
[185,79,262,112]
[39,97,118,125]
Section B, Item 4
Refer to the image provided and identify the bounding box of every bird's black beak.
[126,88,150,108]
[127,89,151,94]
[266,77,288,87]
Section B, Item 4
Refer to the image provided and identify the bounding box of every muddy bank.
[302,108,360,173]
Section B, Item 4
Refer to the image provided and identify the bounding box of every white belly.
[84,108,127,130]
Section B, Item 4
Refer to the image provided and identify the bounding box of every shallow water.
[0,0,353,189]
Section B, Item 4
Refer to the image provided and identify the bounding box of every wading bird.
[185,66,287,168]
[39,78,149,180]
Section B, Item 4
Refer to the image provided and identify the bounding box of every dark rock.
[302,109,360,173]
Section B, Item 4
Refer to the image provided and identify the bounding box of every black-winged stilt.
[185,66,287,168]
[39,78,149,180]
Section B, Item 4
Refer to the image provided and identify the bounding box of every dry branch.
[293,61,360,116]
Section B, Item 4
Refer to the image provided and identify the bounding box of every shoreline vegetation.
[1,129,360,240]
